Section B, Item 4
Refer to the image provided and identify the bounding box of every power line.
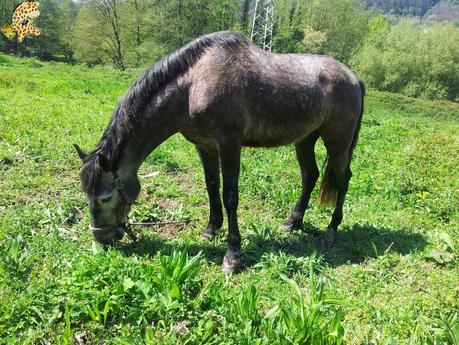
[250,0,275,52]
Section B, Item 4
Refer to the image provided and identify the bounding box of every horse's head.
[74,144,140,244]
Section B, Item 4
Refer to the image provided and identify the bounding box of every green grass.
[1,53,458,344]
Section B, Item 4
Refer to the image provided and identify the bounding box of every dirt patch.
[134,222,187,240]
[170,171,199,190]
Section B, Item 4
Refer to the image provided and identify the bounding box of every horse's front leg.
[196,146,223,239]
[219,138,242,273]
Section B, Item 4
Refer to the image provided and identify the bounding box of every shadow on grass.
[117,223,428,269]
[117,231,228,264]
[245,223,428,268]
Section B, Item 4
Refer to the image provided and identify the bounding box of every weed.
[272,263,346,344]
[427,232,458,265]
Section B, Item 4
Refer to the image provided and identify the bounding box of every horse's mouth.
[90,223,126,244]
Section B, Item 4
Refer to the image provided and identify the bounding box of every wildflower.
[171,321,189,336]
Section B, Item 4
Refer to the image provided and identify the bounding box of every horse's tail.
[349,80,365,160]
[317,156,337,207]
[317,80,365,207]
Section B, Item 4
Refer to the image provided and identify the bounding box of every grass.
[0,53,458,344]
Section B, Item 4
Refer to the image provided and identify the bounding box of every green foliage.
[156,248,203,301]
[71,0,240,69]
[274,0,372,62]
[239,0,252,35]
[255,250,326,277]
[301,26,328,54]
[274,272,345,345]
[443,313,459,345]
[351,20,459,100]
[61,304,73,345]
[427,232,458,264]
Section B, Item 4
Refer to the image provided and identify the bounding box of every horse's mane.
[81,31,249,195]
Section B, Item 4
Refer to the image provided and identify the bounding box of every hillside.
[366,0,439,16]
[423,1,459,22]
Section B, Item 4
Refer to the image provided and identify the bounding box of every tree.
[273,0,372,63]
[303,0,372,62]
[72,0,127,69]
[59,0,79,62]
[208,0,238,32]
[239,0,252,35]
[273,0,311,53]
[301,26,327,53]
[351,19,459,100]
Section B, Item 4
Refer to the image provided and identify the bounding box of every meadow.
[0,54,458,344]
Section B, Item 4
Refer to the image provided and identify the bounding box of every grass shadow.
[118,231,228,265]
[117,223,428,270]
[243,223,428,268]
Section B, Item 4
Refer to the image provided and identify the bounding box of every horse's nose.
[90,224,116,243]
[90,224,125,244]
[92,230,115,244]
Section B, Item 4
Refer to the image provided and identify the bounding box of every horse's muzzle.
[90,223,125,244]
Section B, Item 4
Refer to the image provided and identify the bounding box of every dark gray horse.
[74,31,364,272]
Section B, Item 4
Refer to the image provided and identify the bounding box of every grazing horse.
[74,31,364,272]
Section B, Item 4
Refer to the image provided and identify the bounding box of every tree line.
[0,0,458,101]
[366,0,440,16]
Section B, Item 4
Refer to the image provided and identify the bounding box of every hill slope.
[366,0,440,16]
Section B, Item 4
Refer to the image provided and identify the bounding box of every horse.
[74,31,364,273]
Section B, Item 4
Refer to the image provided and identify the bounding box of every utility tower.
[250,0,275,52]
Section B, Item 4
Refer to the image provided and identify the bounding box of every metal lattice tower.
[250,0,275,52]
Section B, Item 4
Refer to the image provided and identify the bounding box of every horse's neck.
[114,87,185,176]
[117,126,173,174]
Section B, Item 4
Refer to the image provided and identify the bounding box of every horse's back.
[185,40,362,148]
[240,51,361,147]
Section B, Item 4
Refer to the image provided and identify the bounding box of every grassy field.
[1,54,458,344]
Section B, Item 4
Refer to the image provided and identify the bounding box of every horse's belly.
[242,114,320,147]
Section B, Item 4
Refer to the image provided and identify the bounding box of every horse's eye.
[100,196,112,203]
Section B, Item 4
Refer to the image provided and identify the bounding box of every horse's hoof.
[200,228,216,240]
[280,220,301,232]
[222,251,241,273]
[318,227,338,245]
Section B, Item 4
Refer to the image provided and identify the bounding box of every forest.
[0,0,458,99]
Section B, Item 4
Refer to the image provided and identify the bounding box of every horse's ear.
[73,144,88,160]
[97,153,111,172]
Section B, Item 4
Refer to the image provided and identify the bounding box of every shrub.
[351,19,459,101]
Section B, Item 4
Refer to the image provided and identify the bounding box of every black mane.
[81,31,249,195]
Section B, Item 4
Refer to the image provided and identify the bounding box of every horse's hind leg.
[281,131,320,231]
[319,81,363,239]
[196,146,223,239]
[319,140,353,240]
